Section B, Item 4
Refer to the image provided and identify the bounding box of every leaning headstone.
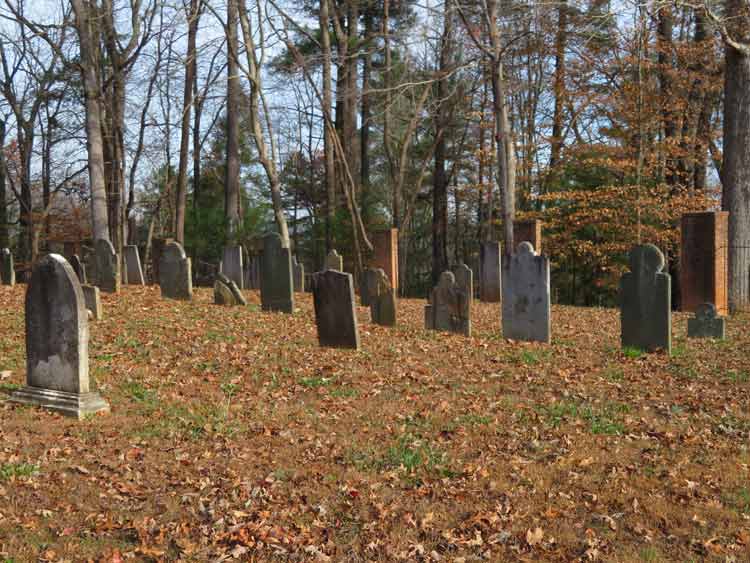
[0,248,15,286]
[292,256,305,292]
[687,302,726,340]
[82,284,102,321]
[326,249,343,271]
[502,241,551,343]
[311,269,360,349]
[159,241,193,300]
[260,233,294,313]
[10,254,109,418]
[425,264,472,336]
[221,245,244,290]
[123,245,145,285]
[214,272,247,306]
[95,238,120,293]
[365,268,396,326]
[620,244,671,353]
[480,241,502,302]
[70,254,87,284]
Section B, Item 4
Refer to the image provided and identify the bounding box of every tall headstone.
[292,256,305,292]
[159,241,193,300]
[0,248,15,286]
[151,238,172,285]
[425,264,472,336]
[214,272,247,306]
[620,244,671,353]
[365,268,396,326]
[261,233,294,313]
[221,245,244,290]
[82,285,102,321]
[502,242,551,343]
[326,249,343,271]
[10,254,109,418]
[687,302,726,339]
[312,269,360,349]
[245,254,262,290]
[513,220,543,253]
[480,241,502,302]
[95,238,120,293]
[680,211,728,316]
[124,245,145,285]
[69,254,87,284]
[372,229,399,290]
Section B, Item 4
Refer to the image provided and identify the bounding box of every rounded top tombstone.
[163,241,187,261]
[696,302,718,320]
[629,244,665,275]
[517,241,535,255]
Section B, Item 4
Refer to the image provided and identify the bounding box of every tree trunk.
[225,0,242,241]
[320,0,336,251]
[549,0,567,172]
[0,119,6,249]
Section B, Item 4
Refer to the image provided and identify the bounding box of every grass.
[725,370,750,384]
[622,346,644,359]
[300,376,335,389]
[0,463,38,481]
[537,401,628,435]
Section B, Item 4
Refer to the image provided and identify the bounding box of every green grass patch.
[725,370,750,384]
[0,462,38,481]
[300,376,335,389]
[622,346,644,359]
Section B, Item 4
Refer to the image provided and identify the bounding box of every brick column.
[513,220,543,253]
[680,211,728,315]
[372,228,398,290]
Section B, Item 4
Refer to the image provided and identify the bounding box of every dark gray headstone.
[124,245,145,285]
[159,241,193,300]
[292,256,305,292]
[221,245,244,289]
[10,254,109,418]
[425,264,472,336]
[365,268,396,326]
[620,244,671,353]
[95,238,120,293]
[260,233,294,313]
[687,302,725,339]
[245,254,262,290]
[325,249,343,271]
[214,272,247,306]
[70,254,87,284]
[502,242,551,343]
[82,284,102,320]
[312,269,360,349]
[480,242,501,302]
[1,247,15,286]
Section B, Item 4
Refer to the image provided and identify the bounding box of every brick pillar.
[680,211,728,315]
[372,228,398,290]
[513,220,543,253]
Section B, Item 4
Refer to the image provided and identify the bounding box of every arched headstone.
[95,238,120,293]
[325,249,343,271]
[70,254,87,284]
[159,241,193,300]
[365,268,396,326]
[502,241,551,343]
[425,264,472,336]
[261,233,294,313]
[687,302,725,340]
[124,245,145,285]
[312,269,360,349]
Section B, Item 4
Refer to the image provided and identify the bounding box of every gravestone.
[124,245,145,285]
[95,238,120,293]
[10,254,109,418]
[260,233,294,313]
[221,245,244,289]
[70,254,87,284]
[312,269,360,349]
[687,302,726,339]
[82,285,102,321]
[620,244,671,353]
[151,238,172,285]
[245,254,262,289]
[480,241,502,302]
[372,229,399,290]
[1,248,15,286]
[680,212,728,315]
[513,220,543,253]
[159,241,193,300]
[214,272,247,306]
[425,264,472,336]
[502,241,551,343]
[326,249,343,271]
[292,256,305,292]
[365,268,396,326]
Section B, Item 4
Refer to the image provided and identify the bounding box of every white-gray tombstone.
[292,256,305,292]
[502,242,551,343]
[123,245,145,285]
[159,241,193,300]
[325,249,343,271]
[480,242,502,302]
[220,245,244,290]
[82,284,102,320]
[10,254,109,418]
[95,238,120,293]
[365,268,396,326]
[312,269,360,349]
[0,247,15,286]
[687,302,725,340]
[70,254,87,284]
[620,244,671,353]
[261,233,294,313]
[425,264,472,336]
[214,272,247,306]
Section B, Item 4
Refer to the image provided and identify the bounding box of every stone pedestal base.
[9,387,110,419]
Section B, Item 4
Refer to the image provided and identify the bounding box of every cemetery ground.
[0,288,749,563]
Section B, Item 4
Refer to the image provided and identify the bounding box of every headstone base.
[10,386,110,419]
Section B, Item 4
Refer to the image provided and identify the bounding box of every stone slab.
[124,245,145,285]
[260,233,294,313]
[502,242,551,343]
[221,245,244,290]
[480,242,501,302]
[312,269,360,349]
[687,302,726,339]
[159,241,193,300]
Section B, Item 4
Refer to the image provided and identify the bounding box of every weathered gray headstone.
[0,248,15,286]
[70,254,87,284]
[365,268,396,326]
[620,244,671,353]
[214,272,247,306]
[82,284,102,321]
[95,239,120,293]
[502,241,551,343]
[10,254,109,418]
[326,249,343,271]
[260,233,294,313]
[425,264,472,336]
[123,245,145,285]
[480,242,502,302]
[312,269,360,349]
[292,256,305,292]
[220,245,244,289]
[159,241,193,300]
[687,302,725,339]
[245,254,262,289]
